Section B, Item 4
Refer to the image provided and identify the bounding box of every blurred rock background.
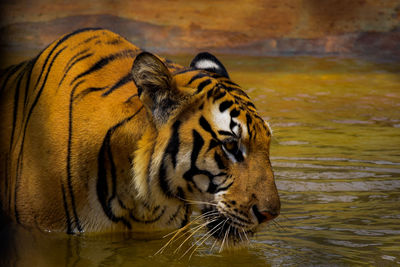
[0,0,399,65]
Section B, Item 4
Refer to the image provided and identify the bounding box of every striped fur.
[0,29,280,245]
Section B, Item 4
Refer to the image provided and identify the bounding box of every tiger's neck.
[127,124,190,230]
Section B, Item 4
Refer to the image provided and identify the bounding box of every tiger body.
[0,28,280,243]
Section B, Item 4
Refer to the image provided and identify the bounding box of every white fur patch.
[211,104,249,161]
[265,120,273,136]
[232,124,239,136]
[211,105,231,131]
[195,59,220,70]
[193,175,210,192]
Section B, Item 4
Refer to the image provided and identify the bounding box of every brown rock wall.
[0,0,399,62]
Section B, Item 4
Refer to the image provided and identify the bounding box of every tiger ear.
[131,52,181,128]
[190,52,229,78]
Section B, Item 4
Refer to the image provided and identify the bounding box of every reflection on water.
[1,55,400,266]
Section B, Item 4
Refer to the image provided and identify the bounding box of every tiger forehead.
[173,70,217,90]
[173,70,272,138]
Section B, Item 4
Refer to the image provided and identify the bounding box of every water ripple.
[277,180,400,192]
[271,156,400,166]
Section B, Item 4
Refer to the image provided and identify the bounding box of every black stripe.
[229,120,238,131]
[63,48,90,72]
[223,86,249,96]
[70,49,136,86]
[166,205,182,225]
[207,88,214,98]
[173,68,198,75]
[73,86,109,102]
[102,72,132,97]
[183,125,217,194]
[212,91,226,102]
[234,151,244,162]
[246,114,253,139]
[97,131,132,229]
[246,101,256,109]
[0,61,25,94]
[15,45,68,224]
[106,38,123,45]
[72,35,100,50]
[105,128,127,224]
[196,79,211,93]
[223,80,239,87]
[181,204,190,228]
[230,212,252,224]
[191,130,204,166]
[23,57,40,109]
[129,207,166,224]
[176,186,185,201]
[124,93,139,103]
[9,67,27,153]
[59,51,93,87]
[219,100,233,112]
[24,28,101,109]
[214,152,226,169]
[230,108,240,117]
[66,79,86,233]
[96,106,144,228]
[158,160,174,198]
[215,181,233,193]
[34,28,102,92]
[187,72,208,85]
[164,120,181,168]
[61,184,73,234]
[218,130,235,137]
[97,129,132,229]
[207,182,218,194]
[199,116,218,139]
[0,64,15,79]
[208,139,219,151]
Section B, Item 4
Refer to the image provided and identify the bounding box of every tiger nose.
[251,205,279,224]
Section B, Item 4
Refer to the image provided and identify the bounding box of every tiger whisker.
[161,210,217,238]
[174,218,218,254]
[156,224,196,256]
[209,221,228,254]
[188,219,228,260]
[219,223,231,253]
[185,201,218,207]
[176,197,218,207]
[180,218,227,259]
[155,211,218,255]
[242,228,250,243]
[226,225,232,249]
[237,228,245,245]
[210,235,219,254]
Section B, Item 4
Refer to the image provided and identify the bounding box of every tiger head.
[131,52,280,245]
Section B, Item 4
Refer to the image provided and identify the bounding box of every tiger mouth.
[201,208,254,245]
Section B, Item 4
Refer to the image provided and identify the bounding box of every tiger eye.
[224,141,237,151]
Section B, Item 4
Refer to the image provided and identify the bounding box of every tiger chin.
[0,28,280,250]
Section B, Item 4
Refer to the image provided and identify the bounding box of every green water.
[1,55,400,266]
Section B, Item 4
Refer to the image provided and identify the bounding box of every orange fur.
[0,29,279,243]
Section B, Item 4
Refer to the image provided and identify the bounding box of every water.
[1,55,400,266]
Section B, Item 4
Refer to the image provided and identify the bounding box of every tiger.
[0,28,280,248]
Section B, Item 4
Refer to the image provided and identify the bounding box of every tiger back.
[0,28,280,247]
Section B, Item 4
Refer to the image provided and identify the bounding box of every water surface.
[1,55,400,266]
